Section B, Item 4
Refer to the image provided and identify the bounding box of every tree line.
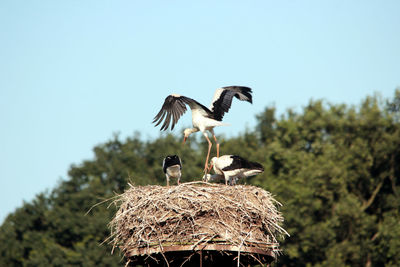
[1,90,399,266]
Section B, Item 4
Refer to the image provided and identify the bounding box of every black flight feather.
[152,95,189,131]
[211,86,253,121]
[222,155,264,172]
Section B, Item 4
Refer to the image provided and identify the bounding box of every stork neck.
[186,128,199,135]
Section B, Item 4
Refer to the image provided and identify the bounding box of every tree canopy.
[1,90,399,266]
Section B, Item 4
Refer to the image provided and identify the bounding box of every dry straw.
[108,181,289,265]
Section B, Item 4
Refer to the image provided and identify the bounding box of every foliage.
[0,90,399,266]
[252,90,400,267]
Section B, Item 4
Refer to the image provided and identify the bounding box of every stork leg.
[166,175,170,187]
[210,130,220,157]
[203,134,213,174]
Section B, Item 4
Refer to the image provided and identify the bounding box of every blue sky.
[1,1,399,222]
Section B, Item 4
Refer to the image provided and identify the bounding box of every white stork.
[205,155,264,185]
[162,155,182,186]
[153,86,253,173]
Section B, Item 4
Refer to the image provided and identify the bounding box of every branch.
[390,154,399,197]
[361,180,384,211]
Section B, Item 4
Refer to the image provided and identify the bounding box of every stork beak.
[183,136,187,144]
[208,163,213,172]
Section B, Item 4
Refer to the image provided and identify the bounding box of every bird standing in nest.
[204,155,264,185]
[153,86,253,173]
[163,155,182,186]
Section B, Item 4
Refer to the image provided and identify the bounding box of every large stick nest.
[109,181,288,265]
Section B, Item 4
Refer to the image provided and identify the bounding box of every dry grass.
[108,181,288,265]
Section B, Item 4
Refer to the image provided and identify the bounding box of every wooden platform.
[125,243,277,266]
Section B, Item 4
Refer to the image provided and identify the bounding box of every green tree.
[0,133,203,266]
[253,91,400,266]
[0,90,399,266]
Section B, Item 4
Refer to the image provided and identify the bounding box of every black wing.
[163,155,182,173]
[209,86,253,121]
[222,155,264,171]
[153,95,193,131]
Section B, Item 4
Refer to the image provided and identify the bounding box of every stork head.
[183,128,192,144]
[183,128,200,144]
[202,174,211,182]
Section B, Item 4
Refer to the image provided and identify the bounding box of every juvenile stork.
[205,155,264,185]
[162,155,182,186]
[153,86,253,173]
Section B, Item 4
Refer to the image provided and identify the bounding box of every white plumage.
[153,86,253,173]
[205,155,264,185]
